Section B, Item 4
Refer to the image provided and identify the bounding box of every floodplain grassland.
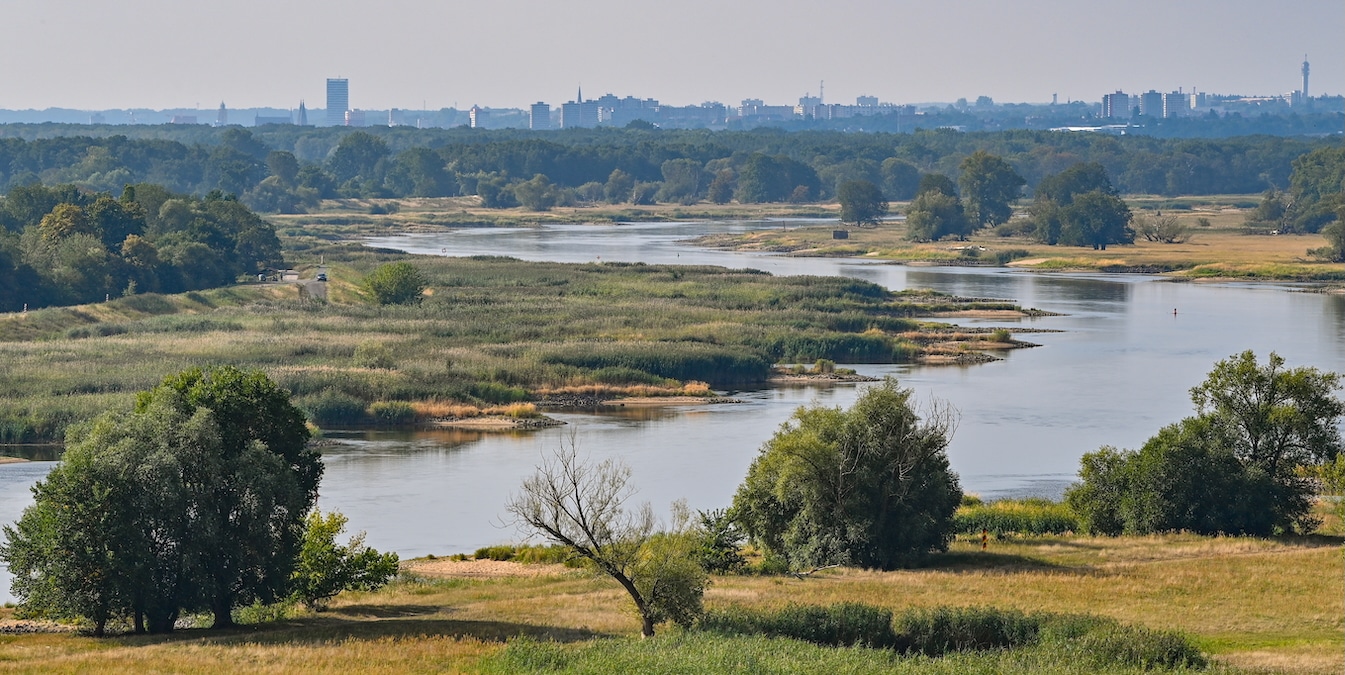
[268,197,838,235]
[0,244,1030,444]
[1,525,1338,674]
[692,195,1345,281]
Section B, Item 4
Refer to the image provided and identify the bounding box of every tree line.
[0,127,1333,213]
[0,183,282,311]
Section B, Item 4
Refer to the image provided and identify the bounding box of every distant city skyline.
[0,0,1340,110]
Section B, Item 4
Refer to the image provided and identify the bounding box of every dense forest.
[0,184,281,311]
[0,126,1336,213]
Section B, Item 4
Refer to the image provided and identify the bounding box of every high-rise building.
[469,106,487,128]
[529,102,551,130]
[1139,90,1164,118]
[1162,91,1188,118]
[856,95,879,107]
[216,102,228,126]
[1101,91,1130,119]
[561,87,600,128]
[326,78,349,126]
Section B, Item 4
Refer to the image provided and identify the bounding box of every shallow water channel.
[4,219,1345,601]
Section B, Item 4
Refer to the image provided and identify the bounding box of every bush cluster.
[697,603,1206,670]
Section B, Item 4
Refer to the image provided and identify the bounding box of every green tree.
[605,169,635,204]
[879,158,921,201]
[363,261,428,305]
[146,366,319,628]
[1031,163,1132,248]
[837,180,888,226]
[513,174,558,211]
[904,191,971,242]
[958,151,1024,229]
[506,445,708,637]
[658,158,706,204]
[707,169,735,204]
[1058,190,1133,249]
[732,379,962,571]
[1067,351,1340,536]
[327,132,390,184]
[2,368,320,633]
[1191,350,1343,472]
[266,151,301,186]
[915,173,958,198]
[289,511,399,611]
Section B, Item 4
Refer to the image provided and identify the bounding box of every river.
[4,219,1345,601]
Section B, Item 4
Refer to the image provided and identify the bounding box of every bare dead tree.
[504,440,704,637]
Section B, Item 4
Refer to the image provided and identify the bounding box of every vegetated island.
[693,192,1345,282]
[0,240,1043,444]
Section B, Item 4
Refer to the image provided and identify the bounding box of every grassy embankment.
[693,195,1345,282]
[0,241,1032,444]
[1,521,1339,674]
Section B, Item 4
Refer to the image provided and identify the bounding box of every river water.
[4,220,1345,601]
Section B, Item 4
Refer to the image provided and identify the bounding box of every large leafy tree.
[904,191,971,242]
[1068,351,1341,536]
[2,367,320,633]
[140,366,320,628]
[732,379,962,571]
[958,151,1025,229]
[1030,163,1132,248]
[837,179,888,227]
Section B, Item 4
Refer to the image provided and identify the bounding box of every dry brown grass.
[1,533,1339,673]
[696,199,1345,280]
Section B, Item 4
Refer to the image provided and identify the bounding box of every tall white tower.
[1302,55,1310,99]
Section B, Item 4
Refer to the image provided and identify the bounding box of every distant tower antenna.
[1302,55,1310,99]
[819,80,824,106]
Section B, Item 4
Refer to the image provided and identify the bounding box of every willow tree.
[733,379,962,571]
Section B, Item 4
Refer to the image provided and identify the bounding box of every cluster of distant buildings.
[59,59,1338,131]
[1099,57,1317,120]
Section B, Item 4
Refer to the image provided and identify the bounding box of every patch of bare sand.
[405,558,578,579]
[1006,258,1049,267]
[0,457,28,464]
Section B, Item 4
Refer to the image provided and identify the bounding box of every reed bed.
[0,254,1022,442]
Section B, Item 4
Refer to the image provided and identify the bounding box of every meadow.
[2,521,1338,674]
[0,243,1027,444]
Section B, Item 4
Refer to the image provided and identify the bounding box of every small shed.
[832,230,849,240]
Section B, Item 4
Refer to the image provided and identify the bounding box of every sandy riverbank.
[0,456,29,464]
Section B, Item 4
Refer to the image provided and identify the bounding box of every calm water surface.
[4,220,1344,601]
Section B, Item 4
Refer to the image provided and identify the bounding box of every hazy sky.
[2,0,1340,110]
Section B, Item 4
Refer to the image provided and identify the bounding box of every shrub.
[368,401,416,425]
[289,510,399,611]
[353,341,395,369]
[696,509,746,574]
[699,602,897,648]
[988,328,1012,343]
[896,606,1041,656]
[296,390,368,426]
[992,248,1032,265]
[363,262,427,305]
[1067,624,1207,670]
